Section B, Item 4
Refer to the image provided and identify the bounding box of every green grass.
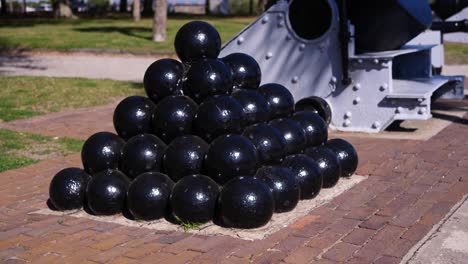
[445,42,468,65]
[0,76,144,122]
[0,128,83,172]
[0,16,253,53]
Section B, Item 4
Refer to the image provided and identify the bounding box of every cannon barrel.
[431,0,468,20]
[431,19,468,32]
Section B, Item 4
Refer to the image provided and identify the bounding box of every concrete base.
[33,175,366,241]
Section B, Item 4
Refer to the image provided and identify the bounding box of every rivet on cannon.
[292,76,299,83]
[418,108,427,115]
[237,37,245,45]
[277,14,284,19]
[278,21,284,28]
[353,97,361,105]
[353,83,361,91]
[380,83,388,92]
[396,107,403,114]
[266,52,273,60]
[373,59,379,64]
[299,44,306,51]
[372,122,381,129]
[343,120,351,127]
[344,111,352,119]
[331,76,337,84]
[285,35,291,41]
[262,16,269,24]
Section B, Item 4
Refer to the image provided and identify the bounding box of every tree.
[257,0,268,13]
[142,0,152,15]
[152,0,167,42]
[120,0,127,12]
[1,0,7,14]
[133,0,140,21]
[53,0,75,18]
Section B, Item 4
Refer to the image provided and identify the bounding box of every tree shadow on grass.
[74,26,153,40]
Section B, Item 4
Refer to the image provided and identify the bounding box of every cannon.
[220,0,467,133]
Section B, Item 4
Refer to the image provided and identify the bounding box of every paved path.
[0,98,467,263]
[0,53,466,83]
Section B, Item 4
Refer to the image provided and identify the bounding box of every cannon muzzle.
[431,0,468,20]
[431,19,468,32]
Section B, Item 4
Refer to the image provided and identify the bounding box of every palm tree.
[152,0,167,42]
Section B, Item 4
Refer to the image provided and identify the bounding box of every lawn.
[0,128,83,172]
[445,42,468,65]
[0,76,144,122]
[0,16,253,54]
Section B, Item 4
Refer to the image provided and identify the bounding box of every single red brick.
[343,207,377,221]
[374,255,401,264]
[383,238,415,258]
[359,215,390,230]
[401,224,432,242]
[306,231,343,250]
[283,246,321,263]
[342,228,376,245]
[372,225,406,241]
[321,242,359,262]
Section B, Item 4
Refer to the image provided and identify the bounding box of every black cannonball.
[231,89,270,125]
[49,168,91,211]
[120,134,167,180]
[86,169,130,215]
[171,174,220,224]
[304,146,341,188]
[204,134,258,184]
[81,132,125,175]
[218,176,274,229]
[291,111,328,148]
[151,95,198,144]
[113,96,156,140]
[143,59,184,103]
[127,172,174,220]
[193,95,244,142]
[175,21,221,63]
[256,166,300,213]
[258,83,294,119]
[282,154,322,199]
[221,53,261,90]
[242,123,286,164]
[269,118,306,155]
[163,135,209,182]
[184,59,233,103]
[326,139,358,178]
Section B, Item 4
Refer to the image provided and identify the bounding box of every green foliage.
[445,43,468,65]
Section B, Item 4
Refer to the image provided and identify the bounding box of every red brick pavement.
[0,103,467,263]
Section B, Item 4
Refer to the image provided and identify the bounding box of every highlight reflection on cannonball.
[242,123,286,164]
[204,134,258,184]
[127,172,174,220]
[256,166,300,213]
[326,139,358,178]
[144,58,184,103]
[231,89,270,125]
[175,21,221,63]
[221,53,261,90]
[282,154,322,200]
[269,118,307,155]
[163,135,209,182]
[113,96,156,140]
[258,83,295,119]
[304,146,341,188]
[151,95,198,144]
[86,169,130,215]
[120,134,167,180]
[193,95,244,142]
[49,168,91,211]
[81,132,125,175]
[291,111,328,147]
[170,174,220,224]
[218,176,274,229]
[184,59,233,103]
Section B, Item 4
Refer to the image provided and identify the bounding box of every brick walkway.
[0,101,467,263]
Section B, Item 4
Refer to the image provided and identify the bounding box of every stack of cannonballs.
[48,21,358,229]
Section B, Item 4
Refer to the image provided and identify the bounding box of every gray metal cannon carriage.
[220,0,467,133]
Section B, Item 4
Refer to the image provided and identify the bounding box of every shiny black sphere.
[269,118,307,155]
[221,53,261,90]
[49,168,91,211]
[127,172,174,220]
[171,174,220,224]
[219,176,274,229]
[193,96,244,142]
[81,132,125,175]
[184,59,233,103]
[113,96,156,140]
[175,21,221,63]
[282,154,322,199]
[295,96,332,125]
[120,134,167,179]
[144,59,184,103]
[258,83,294,119]
[204,134,258,184]
[242,123,286,164]
[163,135,209,182]
[304,146,341,188]
[256,166,300,213]
[326,139,358,178]
[86,169,130,215]
[151,95,198,144]
[291,111,328,148]
[231,89,270,125]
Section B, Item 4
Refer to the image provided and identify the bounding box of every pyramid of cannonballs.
[48,21,358,229]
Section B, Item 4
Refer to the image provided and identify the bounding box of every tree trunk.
[133,0,140,21]
[142,0,152,15]
[8,0,13,13]
[22,0,26,14]
[257,0,268,13]
[120,0,127,12]
[1,0,7,14]
[249,0,253,15]
[205,0,210,15]
[152,0,167,42]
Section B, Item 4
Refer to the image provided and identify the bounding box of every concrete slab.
[32,175,366,241]
[403,195,468,264]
